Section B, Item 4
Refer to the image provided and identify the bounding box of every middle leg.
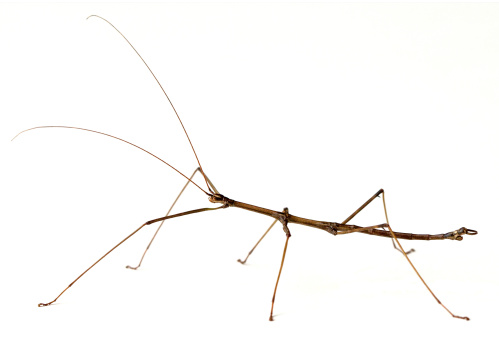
[269,208,292,321]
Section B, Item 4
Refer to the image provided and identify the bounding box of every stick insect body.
[13,16,477,322]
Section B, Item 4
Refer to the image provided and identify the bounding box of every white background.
[1,3,498,344]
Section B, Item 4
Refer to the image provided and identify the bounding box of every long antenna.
[87,15,214,194]
[12,126,210,196]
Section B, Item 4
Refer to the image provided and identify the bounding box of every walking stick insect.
[13,15,478,321]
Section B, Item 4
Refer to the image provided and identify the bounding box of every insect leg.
[38,206,223,307]
[269,208,291,321]
[380,192,470,321]
[237,218,278,264]
[343,189,414,255]
[126,167,210,270]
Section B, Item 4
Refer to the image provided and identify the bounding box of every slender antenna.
[87,15,214,194]
[12,126,210,196]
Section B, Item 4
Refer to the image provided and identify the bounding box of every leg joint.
[278,207,291,237]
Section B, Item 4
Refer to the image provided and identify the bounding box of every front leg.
[127,167,217,270]
[38,206,224,307]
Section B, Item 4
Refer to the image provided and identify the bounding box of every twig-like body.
[208,193,476,241]
[13,15,477,322]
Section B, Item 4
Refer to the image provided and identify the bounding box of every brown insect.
[13,15,477,322]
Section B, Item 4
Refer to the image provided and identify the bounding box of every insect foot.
[38,302,52,307]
